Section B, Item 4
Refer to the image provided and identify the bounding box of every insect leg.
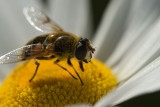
[29,60,40,82]
[54,59,78,79]
[67,58,84,85]
[78,61,84,72]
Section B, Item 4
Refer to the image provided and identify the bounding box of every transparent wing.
[23,7,64,33]
[0,44,43,64]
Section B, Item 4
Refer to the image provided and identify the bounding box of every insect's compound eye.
[75,42,87,60]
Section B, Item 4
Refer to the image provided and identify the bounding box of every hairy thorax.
[22,32,80,60]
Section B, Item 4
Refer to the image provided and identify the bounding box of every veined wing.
[0,44,43,64]
[23,7,64,33]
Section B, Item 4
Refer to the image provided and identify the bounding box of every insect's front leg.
[78,61,84,72]
[54,59,78,79]
[67,58,84,85]
[29,60,40,82]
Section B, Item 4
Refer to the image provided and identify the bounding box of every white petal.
[95,56,160,107]
[0,0,43,53]
[113,17,160,82]
[0,64,16,86]
[65,104,92,107]
[106,0,160,66]
[49,0,92,38]
[93,0,132,62]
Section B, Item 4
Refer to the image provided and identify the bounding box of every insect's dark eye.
[75,42,87,60]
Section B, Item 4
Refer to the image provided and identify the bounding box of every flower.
[0,59,117,106]
[0,0,160,106]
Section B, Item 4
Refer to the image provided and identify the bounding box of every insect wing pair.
[0,7,64,64]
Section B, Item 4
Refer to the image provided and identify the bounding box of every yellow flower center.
[0,58,117,107]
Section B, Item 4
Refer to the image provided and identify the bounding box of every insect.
[0,7,95,85]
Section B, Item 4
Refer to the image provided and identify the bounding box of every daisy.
[0,0,160,107]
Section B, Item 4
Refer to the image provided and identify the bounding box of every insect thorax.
[21,33,79,60]
[53,34,78,58]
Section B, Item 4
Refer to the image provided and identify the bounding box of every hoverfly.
[0,7,95,85]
